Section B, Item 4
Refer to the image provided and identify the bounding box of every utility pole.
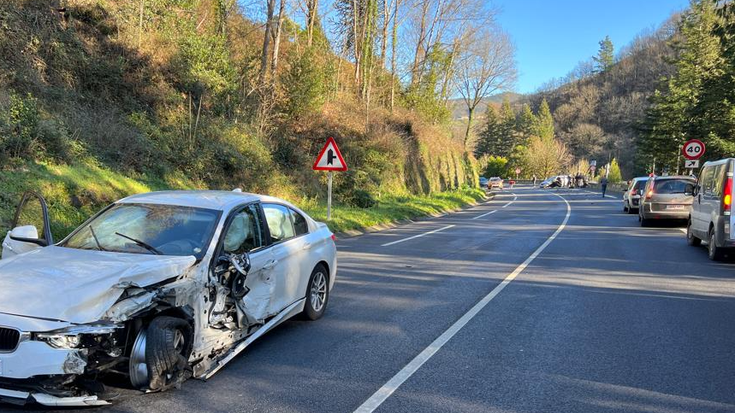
[676,144,682,175]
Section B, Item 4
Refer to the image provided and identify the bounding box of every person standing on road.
[532,175,537,186]
[600,176,609,198]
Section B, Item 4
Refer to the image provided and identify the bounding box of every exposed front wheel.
[129,316,193,392]
[303,265,329,321]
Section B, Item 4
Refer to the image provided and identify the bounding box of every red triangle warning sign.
[313,137,348,171]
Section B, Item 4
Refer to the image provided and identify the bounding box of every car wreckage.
[0,190,336,406]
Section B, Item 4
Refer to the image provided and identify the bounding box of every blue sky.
[493,0,690,94]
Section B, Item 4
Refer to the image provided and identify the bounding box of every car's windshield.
[63,203,220,258]
[654,179,693,194]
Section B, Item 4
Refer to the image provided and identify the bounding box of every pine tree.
[593,35,614,72]
[499,98,517,157]
[534,99,554,140]
[515,103,536,147]
[475,105,501,157]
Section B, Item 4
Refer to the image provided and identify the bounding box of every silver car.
[639,176,696,226]
[623,177,649,214]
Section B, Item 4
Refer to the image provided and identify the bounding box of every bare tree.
[454,27,517,147]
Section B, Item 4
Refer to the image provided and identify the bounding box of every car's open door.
[1,191,54,259]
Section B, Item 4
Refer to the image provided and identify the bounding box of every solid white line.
[354,194,572,413]
[380,225,456,247]
[471,210,498,220]
[502,193,518,208]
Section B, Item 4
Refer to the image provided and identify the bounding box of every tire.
[708,229,724,261]
[303,265,329,321]
[686,221,701,247]
[623,203,629,214]
[640,214,650,227]
[144,317,193,392]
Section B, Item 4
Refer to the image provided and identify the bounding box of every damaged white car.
[0,190,336,406]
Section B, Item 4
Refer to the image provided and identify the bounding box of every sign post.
[313,137,348,220]
[682,139,705,176]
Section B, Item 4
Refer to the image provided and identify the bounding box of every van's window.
[263,204,295,243]
[713,164,726,197]
[655,179,694,194]
[701,166,715,196]
[633,179,648,191]
[222,205,264,254]
[291,209,309,236]
[63,204,220,258]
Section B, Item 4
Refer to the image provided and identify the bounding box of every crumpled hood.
[0,246,196,324]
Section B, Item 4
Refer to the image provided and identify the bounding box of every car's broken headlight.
[35,325,121,349]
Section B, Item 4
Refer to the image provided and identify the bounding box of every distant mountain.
[448,92,523,120]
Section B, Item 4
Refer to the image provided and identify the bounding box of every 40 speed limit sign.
[682,139,705,160]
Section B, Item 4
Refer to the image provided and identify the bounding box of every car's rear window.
[654,179,692,194]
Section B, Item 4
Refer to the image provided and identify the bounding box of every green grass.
[1,161,484,240]
[301,187,486,233]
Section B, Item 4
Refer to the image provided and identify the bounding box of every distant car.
[623,177,649,214]
[0,190,336,406]
[639,176,696,226]
[479,177,489,188]
[687,158,735,260]
[489,177,504,190]
[539,177,554,188]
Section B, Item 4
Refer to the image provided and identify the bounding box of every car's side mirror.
[685,184,695,196]
[8,225,48,246]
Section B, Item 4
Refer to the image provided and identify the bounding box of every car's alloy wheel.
[304,265,329,320]
[129,317,193,391]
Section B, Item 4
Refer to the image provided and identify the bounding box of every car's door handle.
[263,259,278,270]
[302,242,312,250]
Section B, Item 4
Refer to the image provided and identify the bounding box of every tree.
[523,135,569,178]
[515,103,536,147]
[482,155,508,177]
[534,98,554,139]
[498,98,517,156]
[475,104,501,157]
[607,158,622,183]
[593,35,614,72]
[454,27,517,147]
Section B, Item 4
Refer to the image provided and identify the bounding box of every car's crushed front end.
[0,312,125,406]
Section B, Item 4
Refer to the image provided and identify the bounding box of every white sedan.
[0,190,336,406]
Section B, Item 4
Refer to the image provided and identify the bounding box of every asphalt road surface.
[13,186,735,413]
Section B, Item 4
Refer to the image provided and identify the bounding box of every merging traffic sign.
[685,159,700,169]
[313,137,347,171]
[682,139,705,160]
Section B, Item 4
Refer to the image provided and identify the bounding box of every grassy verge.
[0,161,484,239]
[301,187,486,233]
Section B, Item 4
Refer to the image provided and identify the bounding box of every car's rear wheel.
[129,316,193,391]
[686,221,701,247]
[303,265,329,321]
[708,229,724,261]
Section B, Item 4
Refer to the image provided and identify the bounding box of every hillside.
[0,0,481,238]
[524,18,678,177]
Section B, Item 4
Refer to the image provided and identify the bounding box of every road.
[16,187,735,413]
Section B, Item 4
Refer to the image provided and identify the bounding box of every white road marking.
[472,193,517,219]
[471,210,497,220]
[680,228,687,234]
[355,194,572,413]
[582,189,618,199]
[380,225,455,247]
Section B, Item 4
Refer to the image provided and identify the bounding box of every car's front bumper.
[0,387,109,407]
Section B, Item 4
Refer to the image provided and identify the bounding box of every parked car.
[489,177,504,190]
[479,177,489,188]
[687,158,735,260]
[639,176,696,226]
[623,177,649,214]
[0,190,337,406]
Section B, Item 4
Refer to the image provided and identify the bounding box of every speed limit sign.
[682,139,705,160]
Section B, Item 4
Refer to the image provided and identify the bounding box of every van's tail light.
[330,234,337,241]
[724,177,732,212]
